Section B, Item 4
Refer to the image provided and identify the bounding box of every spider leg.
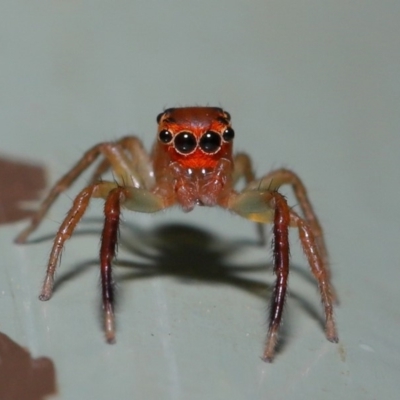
[227,189,337,361]
[264,192,290,362]
[232,152,265,244]
[39,179,168,342]
[40,181,118,300]
[247,168,334,299]
[101,187,123,343]
[100,186,168,342]
[232,152,256,186]
[290,210,338,344]
[89,136,154,189]
[15,141,145,243]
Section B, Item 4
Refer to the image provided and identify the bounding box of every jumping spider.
[16,107,338,361]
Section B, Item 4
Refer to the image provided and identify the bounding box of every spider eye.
[174,131,197,154]
[223,111,231,121]
[222,127,234,142]
[156,112,164,124]
[159,129,173,143]
[199,131,221,154]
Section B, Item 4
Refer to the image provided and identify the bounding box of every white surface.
[1,1,400,399]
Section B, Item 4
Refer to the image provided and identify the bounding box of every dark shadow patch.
[0,155,46,224]
[0,331,57,400]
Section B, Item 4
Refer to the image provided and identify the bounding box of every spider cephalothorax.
[156,107,233,163]
[16,107,338,362]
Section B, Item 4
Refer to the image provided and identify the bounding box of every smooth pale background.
[1,1,399,399]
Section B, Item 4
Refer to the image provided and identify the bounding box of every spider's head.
[155,107,234,169]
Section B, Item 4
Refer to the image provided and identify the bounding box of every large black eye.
[174,131,197,154]
[159,129,173,143]
[222,127,235,142]
[200,131,221,153]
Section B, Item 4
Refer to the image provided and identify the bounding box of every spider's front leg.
[40,181,167,342]
[99,185,167,341]
[228,189,338,362]
[15,136,168,342]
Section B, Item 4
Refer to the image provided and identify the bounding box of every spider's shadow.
[46,220,324,357]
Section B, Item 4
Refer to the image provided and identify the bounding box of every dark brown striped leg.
[263,193,291,362]
[100,187,128,343]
